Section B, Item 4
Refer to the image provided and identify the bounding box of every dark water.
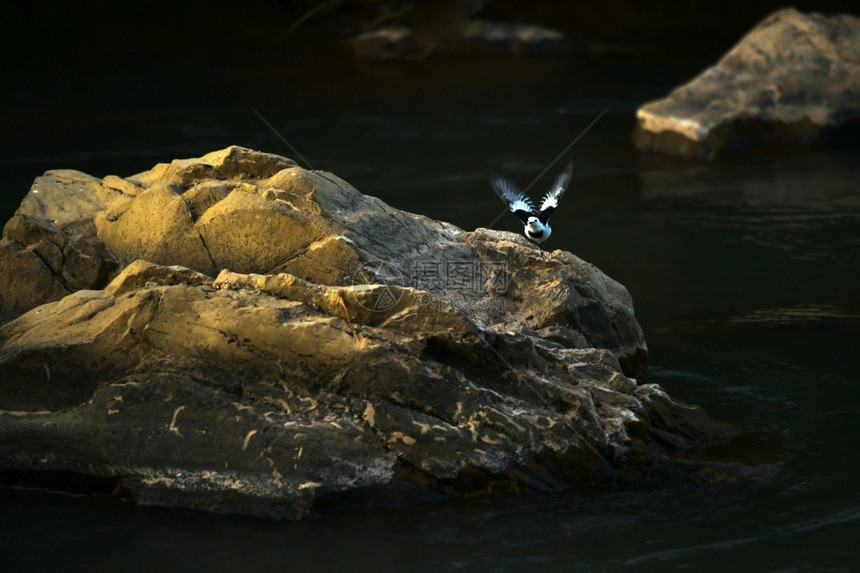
[3,6,860,571]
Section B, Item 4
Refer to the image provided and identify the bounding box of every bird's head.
[527,216,539,225]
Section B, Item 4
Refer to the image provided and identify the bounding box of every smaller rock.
[351,19,573,61]
[633,8,860,159]
[351,28,422,61]
[463,20,573,54]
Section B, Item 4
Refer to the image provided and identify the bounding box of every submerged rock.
[462,19,573,54]
[0,146,747,519]
[351,19,573,61]
[633,8,860,159]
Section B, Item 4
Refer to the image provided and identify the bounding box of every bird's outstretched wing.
[538,161,573,224]
[489,171,536,225]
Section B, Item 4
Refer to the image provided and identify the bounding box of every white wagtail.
[489,161,573,254]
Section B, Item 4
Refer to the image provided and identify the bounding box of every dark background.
[2,3,860,570]
[2,0,857,193]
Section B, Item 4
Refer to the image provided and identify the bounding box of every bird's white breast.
[525,219,551,243]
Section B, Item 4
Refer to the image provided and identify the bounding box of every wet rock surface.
[633,8,860,159]
[0,146,750,519]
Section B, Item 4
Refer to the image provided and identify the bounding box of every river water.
[2,12,860,571]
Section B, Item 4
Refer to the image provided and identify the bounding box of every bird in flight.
[489,160,573,249]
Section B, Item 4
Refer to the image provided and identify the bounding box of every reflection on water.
[637,150,860,265]
[724,304,860,325]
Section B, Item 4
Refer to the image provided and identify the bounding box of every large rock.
[633,8,860,159]
[0,146,750,519]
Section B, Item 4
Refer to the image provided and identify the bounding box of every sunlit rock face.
[633,8,860,159]
[0,146,746,520]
